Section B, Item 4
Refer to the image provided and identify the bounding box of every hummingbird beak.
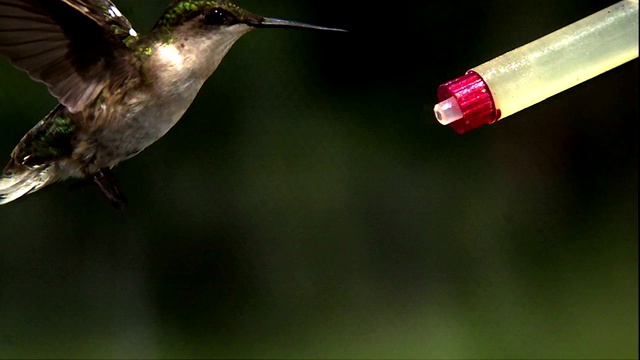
[254,17,347,32]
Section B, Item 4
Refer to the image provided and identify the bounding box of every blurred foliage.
[0,0,637,358]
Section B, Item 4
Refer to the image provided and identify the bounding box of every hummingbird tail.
[0,166,56,205]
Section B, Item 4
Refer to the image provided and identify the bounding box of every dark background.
[1,0,637,358]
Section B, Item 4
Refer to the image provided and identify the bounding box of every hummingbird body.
[0,0,343,208]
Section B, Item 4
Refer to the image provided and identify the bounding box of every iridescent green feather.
[154,0,256,30]
[155,0,219,29]
[14,107,76,166]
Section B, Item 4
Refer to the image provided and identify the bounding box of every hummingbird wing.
[0,0,139,113]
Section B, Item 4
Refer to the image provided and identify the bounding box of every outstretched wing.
[0,0,139,112]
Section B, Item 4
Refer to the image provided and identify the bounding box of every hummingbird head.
[155,0,346,34]
[147,0,345,90]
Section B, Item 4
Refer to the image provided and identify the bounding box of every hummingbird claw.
[69,169,128,209]
[91,168,128,210]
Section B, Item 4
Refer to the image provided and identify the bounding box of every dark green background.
[1,0,637,358]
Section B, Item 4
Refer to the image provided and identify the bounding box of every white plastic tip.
[434,96,463,126]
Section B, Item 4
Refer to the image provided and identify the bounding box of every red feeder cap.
[436,71,498,134]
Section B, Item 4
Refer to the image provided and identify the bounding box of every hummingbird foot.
[93,168,128,210]
[70,168,128,210]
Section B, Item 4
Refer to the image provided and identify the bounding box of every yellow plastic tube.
[434,0,639,134]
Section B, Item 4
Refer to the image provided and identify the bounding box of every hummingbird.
[0,0,344,209]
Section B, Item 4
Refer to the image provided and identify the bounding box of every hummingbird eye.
[203,8,238,26]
